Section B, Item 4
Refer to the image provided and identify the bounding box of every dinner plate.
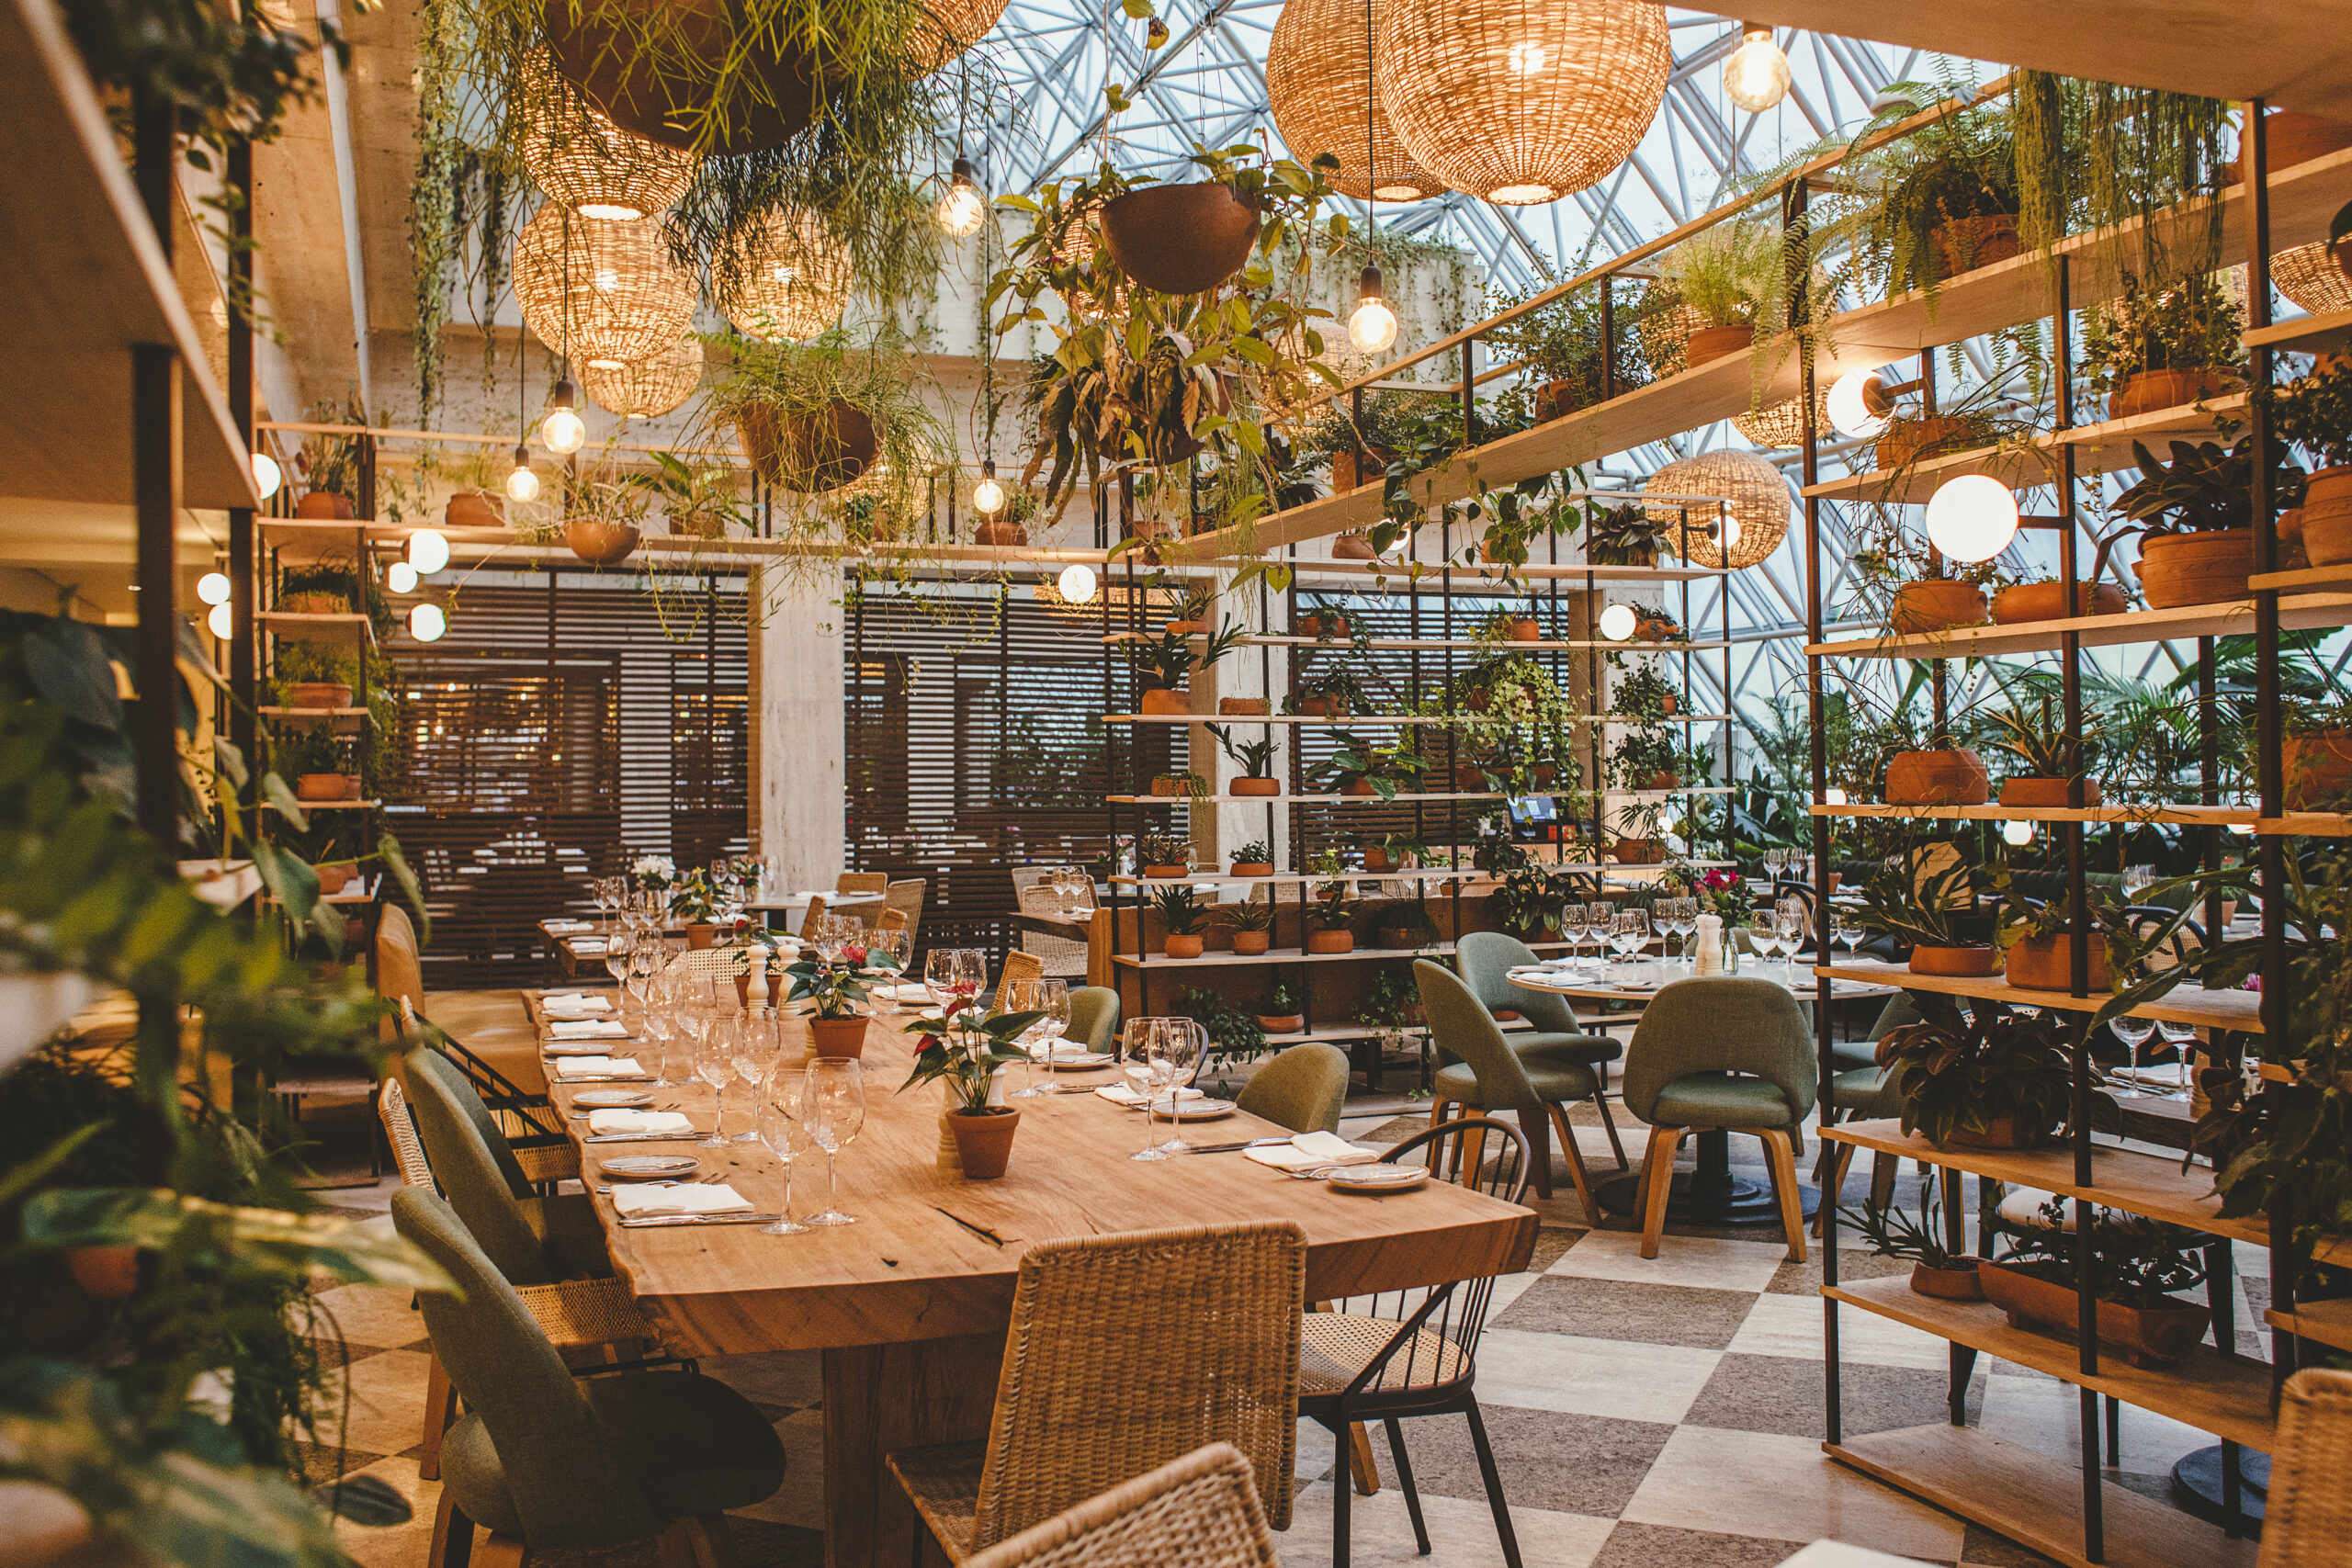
[571,1089,654,1107]
[1320,1162,1429,1191]
[1041,1051,1114,1069]
[1153,1096,1235,1121]
[598,1155,698,1179]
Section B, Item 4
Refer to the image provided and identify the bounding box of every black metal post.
[227,140,256,805]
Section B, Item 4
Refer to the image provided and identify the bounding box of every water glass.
[602,931,634,992]
[752,1073,812,1235]
[1747,912,1780,971]
[1611,908,1649,964]
[1154,1019,1204,1152]
[1832,909,1863,960]
[924,948,960,1010]
[1776,898,1808,982]
[2156,1019,2199,1101]
[693,1013,733,1147]
[2109,1014,2157,1098]
[799,1058,865,1225]
[2122,863,2156,903]
[730,1012,782,1141]
[1558,903,1589,970]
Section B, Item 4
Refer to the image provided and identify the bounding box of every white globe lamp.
[407,529,451,575]
[1598,603,1638,641]
[1057,563,1098,604]
[1925,475,2018,562]
[409,602,448,643]
[197,571,232,606]
[1826,368,1895,440]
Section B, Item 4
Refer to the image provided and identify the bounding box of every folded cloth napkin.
[610,1182,754,1218]
[1247,1131,1385,1172]
[588,1110,695,1136]
[570,939,609,954]
[544,1040,620,1056]
[540,993,611,1012]
[1095,1083,1206,1107]
[872,983,933,1005]
[545,920,595,933]
[549,1018,629,1039]
[555,1055,643,1080]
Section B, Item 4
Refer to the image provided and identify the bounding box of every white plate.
[1041,1051,1114,1069]
[571,1089,654,1107]
[1153,1096,1235,1121]
[1321,1162,1430,1192]
[598,1155,699,1179]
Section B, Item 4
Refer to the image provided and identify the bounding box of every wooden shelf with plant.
[1811,590,2352,659]
[1800,393,2247,506]
[1109,791,1506,806]
[2245,306,2352,357]
[1816,960,2265,1034]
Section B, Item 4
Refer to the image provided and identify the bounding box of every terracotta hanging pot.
[2109,367,2238,422]
[1872,416,1979,472]
[2299,467,2352,565]
[2136,529,2255,608]
[1231,931,1271,956]
[541,0,824,156]
[1099,184,1262,295]
[446,491,504,529]
[1306,929,1355,953]
[1992,581,2130,623]
[1231,777,1281,797]
[737,400,878,492]
[296,491,356,519]
[1928,214,2021,278]
[2005,932,2112,992]
[566,516,641,568]
[808,1016,868,1058]
[2286,731,2352,809]
[946,1106,1021,1179]
[1906,943,1999,977]
[1684,323,1754,367]
[1909,1259,1984,1302]
[1139,686,1192,715]
[1330,530,1378,560]
[1889,580,1988,634]
[1886,749,1989,805]
[1977,1260,2212,1369]
[1998,776,2104,807]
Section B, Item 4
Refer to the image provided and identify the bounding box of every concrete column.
[752,565,847,892]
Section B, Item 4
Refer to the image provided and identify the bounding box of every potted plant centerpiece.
[2114,436,2305,607]
[1153,884,1208,958]
[785,935,900,1057]
[280,727,348,803]
[1304,733,1428,801]
[1209,724,1282,795]
[669,868,719,947]
[1585,502,1677,566]
[2083,272,2245,421]
[1848,851,1997,975]
[899,1003,1045,1181]
[1216,897,1274,955]
[1979,1200,2214,1367]
[1229,839,1274,877]
[1875,991,2072,1147]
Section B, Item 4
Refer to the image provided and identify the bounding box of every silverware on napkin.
[617,1213,781,1228]
[583,1131,705,1143]
[1185,1137,1295,1155]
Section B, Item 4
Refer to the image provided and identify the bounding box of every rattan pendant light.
[516,49,699,222]
[718,207,850,343]
[1645,448,1790,570]
[1731,391,1831,450]
[1265,0,1442,201]
[911,0,1012,70]
[582,334,704,418]
[1376,0,1669,205]
[2278,241,2352,316]
[514,206,697,370]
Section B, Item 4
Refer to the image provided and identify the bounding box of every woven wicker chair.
[884,878,928,945]
[877,908,910,934]
[2263,1368,2352,1567]
[990,950,1046,1012]
[960,1443,1278,1568]
[887,1222,1306,1561]
[1299,1115,1532,1568]
[838,872,889,896]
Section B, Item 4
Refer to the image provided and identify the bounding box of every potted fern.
[1153,884,1208,959]
[1980,1201,2213,1367]
[1654,220,1777,367]
[1216,897,1274,956]
[1208,724,1281,796]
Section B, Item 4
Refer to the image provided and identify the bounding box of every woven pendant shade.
[1731,390,1830,449]
[1633,280,1704,378]
[718,208,850,343]
[2278,241,2352,316]
[1265,0,1443,202]
[910,0,1010,70]
[514,206,697,370]
[1376,0,1669,205]
[582,334,704,418]
[516,49,699,221]
[1645,449,1790,570]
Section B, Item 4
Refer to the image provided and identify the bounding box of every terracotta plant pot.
[2286,732,2352,809]
[342,773,365,800]
[1613,838,1663,864]
[296,773,346,802]
[1907,943,2000,977]
[542,0,821,155]
[1295,695,1347,718]
[288,682,352,710]
[1928,213,2021,278]
[684,922,716,950]
[1977,1259,2213,1368]
[1534,378,1580,421]
[1659,694,1679,716]
[1342,778,1378,797]
[314,863,353,896]
[65,1247,141,1300]
[1164,933,1204,959]
[2300,467,2352,565]
[737,400,878,492]
[1507,616,1542,641]
[2230,108,2352,182]
[1886,749,1990,806]
[1231,778,1281,797]
[1101,184,1261,295]
[1999,776,2104,807]
[2280,506,2312,571]
[1992,581,2130,623]
[1646,772,1680,792]
[1361,847,1395,872]
[1231,931,1271,956]
[1230,861,1274,877]
[1330,530,1378,560]
[809,1016,868,1058]
[973,519,1029,547]
[947,1106,1022,1180]
[280,592,349,616]
[1873,416,1980,472]
[1909,1259,1985,1302]
[1306,930,1355,954]
[2109,367,2237,422]
[1890,580,1988,634]
[1297,613,1349,640]
[1139,686,1192,715]
[1219,696,1270,716]
[670,508,728,540]
[2005,931,2113,992]
[2136,529,2255,608]
[447,491,503,530]
[1259,1014,1305,1033]
[1332,451,1396,492]
[1142,863,1189,880]
[1684,323,1754,367]
[296,491,355,519]
[1945,1115,2039,1149]
[566,516,641,568]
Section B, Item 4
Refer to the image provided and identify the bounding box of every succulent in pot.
[1875,991,2073,1149]
[1984,694,2102,807]
[2113,436,2306,608]
[1138,833,1193,880]
[1228,839,1275,878]
[899,1003,1045,1181]
[1215,897,1275,956]
[1208,723,1281,796]
[1839,1168,1983,1301]
[1153,884,1209,959]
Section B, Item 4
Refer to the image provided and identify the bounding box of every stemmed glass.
[752,1068,812,1235]
[627,934,662,1014]
[924,948,959,1010]
[1005,978,1050,1099]
[2109,1013,2157,1098]
[799,1059,865,1225]
[953,948,987,1013]
[1153,1018,1204,1153]
[1558,903,1589,971]
[730,1010,781,1141]
[1611,908,1649,966]
[2156,1019,2199,1101]
[692,1008,733,1148]
[1831,908,1864,963]
[1662,897,1694,969]
[602,930,635,996]
[1122,1019,1167,1161]
[639,994,674,1089]
[1776,897,1809,984]
[2122,863,2156,904]
[1747,912,1780,975]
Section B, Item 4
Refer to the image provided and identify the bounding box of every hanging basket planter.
[540,0,825,156]
[1928,214,2021,279]
[2109,367,2237,422]
[736,400,879,492]
[1099,185,1261,295]
[565,516,641,568]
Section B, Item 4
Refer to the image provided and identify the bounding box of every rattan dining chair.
[884,878,928,944]
[838,872,890,896]
[959,1443,1278,1568]
[2260,1369,2352,1567]
[878,908,910,934]
[991,949,1046,1011]
[1298,1115,1532,1568]
[886,1221,1306,1561]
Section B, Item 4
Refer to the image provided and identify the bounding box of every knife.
[617,1213,782,1228]
[583,1131,705,1143]
[1184,1137,1295,1155]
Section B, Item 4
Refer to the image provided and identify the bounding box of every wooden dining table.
[539,993,1538,1568]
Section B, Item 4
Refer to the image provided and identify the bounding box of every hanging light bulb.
[542,378,586,456]
[206,601,234,639]
[1723,23,1792,114]
[2003,819,2036,846]
[506,444,541,502]
[1925,475,2019,562]
[407,528,451,575]
[197,571,232,606]
[1827,368,1896,440]
[388,561,420,593]
[250,451,283,500]
[971,459,1005,516]
[1348,265,1399,354]
[1598,603,1638,640]
[1057,563,1099,604]
[936,156,986,237]
[409,602,448,643]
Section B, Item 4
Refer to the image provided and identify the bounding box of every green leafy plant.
[1357,964,1420,1026]
[273,726,342,780]
[1215,898,1273,933]
[1261,976,1302,1015]
[1846,848,1981,949]
[1980,694,2091,781]
[2262,357,2352,471]
[2081,272,2245,393]
[1585,502,1677,565]
[1838,1167,1973,1269]
[1137,832,1193,869]
[1291,660,1374,716]
[1303,732,1428,801]
[1370,898,1441,950]
[1305,874,1362,932]
[1839,87,2020,299]
[1993,1198,2210,1308]
[1131,620,1247,691]
[1608,725,1684,791]
[1655,220,1778,329]
[785,934,899,1020]
[1230,839,1272,865]
[2114,437,2305,535]
[1484,273,1650,409]
[1610,662,1679,721]
[1206,723,1278,778]
[623,452,745,539]
[1175,985,1265,1062]
[1151,883,1206,937]
[1874,991,2074,1147]
[667,867,717,922]
[1487,863,1571,940]
[899,1005,1044,1113]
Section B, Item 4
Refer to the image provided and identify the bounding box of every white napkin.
[588,1110,694,1136]
[1247,1132,1384,1172]
[1095,1084,1206,1107]
[873,983,933,1005]
[549,1018,628,1039]
[556,1055,643,1079]
[545,920,595,933]
[541,993,611,1012]
[610,1182,754,1218]
[544,1040,619,1056]
[570,939,608,953]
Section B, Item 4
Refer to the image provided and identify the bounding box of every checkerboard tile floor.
[313,1105,2252,1568]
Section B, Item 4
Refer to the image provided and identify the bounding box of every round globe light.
[388,561,420,594]
[1924,475,2019,562]
[505,463,541,503]
[206,601,234,639]
[250,451,283,500]
[1598,603,1638,640]
[2003,819,2036,846]
[1349,298,1398,355]
[1826,368,1894,440]
[972,478,1006,516]
[542,406,587,457]
[409,602,448,643]
[1057,563,1099,604]
[197,571,232,606]
[1723,26,1792,113]
[937,167,986,237]
[1824,786,1847,806]
[406,528,451,575]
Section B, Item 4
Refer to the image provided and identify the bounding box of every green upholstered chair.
[1067,986,1122,1053]
[1235,1043,1350,1134]
[1455,932,1629,1168]
[398,1046,609,1285]
[392,1188,785,1568]
[1813,992,1926,1232]
[1416,960,1601,1222]
[1621,977,1817,1261]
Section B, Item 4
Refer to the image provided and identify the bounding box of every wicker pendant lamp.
[1265,0,1442,201]
[516,49,699,221]
[718,207,851,343]
[1645,448,1790,570]
[1731,391,1831,450]
[514,206,697,370]
[582,334,704,418]
[911,0,1011,70]
[2278,241,2352,316]
[1376,0,1669,205]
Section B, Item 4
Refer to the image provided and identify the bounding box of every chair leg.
[473,1533,527,1568]
[681,1515,743,1568]
[419,1350,458,1481]
[1332,1415,1353,1568]
[1813,1144,1856,1241]
[1516,1107,1553,1199]
[428,1490,473,1568]
[1593,1091,1629,1171]
[1546,1102,1601,1226]
[1347,1420,1381,1495]
[1759,1128,1807,1263]
[1424,1098,1453,1173]
[1461,1400,1524,1568]
[1637,1126,1685,1259]
[1385,1417,1430,1557]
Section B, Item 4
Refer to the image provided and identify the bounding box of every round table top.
[742,889,886,911]
[1507,959,1896,1003]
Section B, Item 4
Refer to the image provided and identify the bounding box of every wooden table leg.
[822,1333,1002,1568]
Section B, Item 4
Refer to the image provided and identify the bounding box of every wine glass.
[1123,1020,1167,1162]
[2122,863,2156,904]
[1611,908,1649,966]
[799,1059,865,1225]
[1666,898,1695,969]
[953,948,988,1012]
[2156,1019,2199,1101]
[730,1011,781,1141]
[1776,897,1808,983]
[693,1010,734,1148]
[1747,911,1780,972]
[1832,908,1864,962]
[924,949,959,1010]
[1154,1019,1204,1153]
[638,1001,674,1089]
[1558,903,1589,971]
[1004,978,1050,1100]
[627,935,662,1015]
[2109,1013,2157,1098]
[1022,978,1072,1097]
[752,1069,813,1235]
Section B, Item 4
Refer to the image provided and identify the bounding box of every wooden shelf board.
[1111,867,1493,888]
[1269,559,1726,583]
[1812,801,2255,825]
[1798,396,2245,503]
[1810,592,2352,659]
[1815,960,2265,1034]
[1107,792,1507,805]
[1102,713,1460,726]
[2245,307,2352,356]
[1113,939,1570,970]
[1826,1424,2257,1568]
[261,612,377,649]
[2248,560,2352,592]
[2267,1299,2352,1355]
[300,799,382,811]
[2256,812,2352,836]
[1827,1276,2275,1449]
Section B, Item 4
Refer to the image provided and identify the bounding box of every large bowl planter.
[1873,415,1980,471]
[1910,1259,1985,1302]
[1684,323,1754,367]
[808,1016,868,1058]
[2286,731,2352,809]
[1231,777,1281,797]
[1164,934,1204,959]
[1100,184,1261,295]
[1218,696,1271,716]
[973,519,1029,547]
[288,682,352,711]
[1138,686,1193,715]
[1890,580,1988,634]
[2109,368,2237,422]
[946,1106,1021,1180]
[542,0,822,155]
[1142,863,1188,880]
[1231,931,1271,956]
[2300,467,2352,565]
[446,491,503,530]
[1907,943,1999,978]
[1230,860,1274,877]
[1886,749,1989,806]
[737,400,878,492]
[2005,931,2112,992]
[566,516,641,567]
[1999,775,2104,807]
[1928,214,2020,278]
[296,773,347,803]
[1258,1013,1304,1034]
[1992,581,2129,623]
[2136,529,2254,608]
[1977,1259,2212,1368]
[1330,530,1378,560]
[2230,108,2352,181]
[1306,929,1355,954]
[296,491,355,519]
